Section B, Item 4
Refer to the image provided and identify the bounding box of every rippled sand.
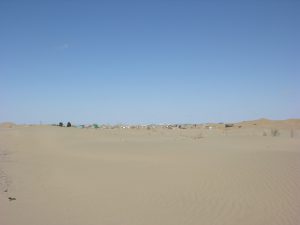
[1,121,300,225]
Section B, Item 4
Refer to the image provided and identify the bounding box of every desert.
[1,1,299,224]
[1,119,300,225]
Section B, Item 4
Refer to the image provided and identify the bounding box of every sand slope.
[1,121,300,225]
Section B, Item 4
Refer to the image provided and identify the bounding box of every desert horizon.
[1,0,299,224]
[2,117,300,126]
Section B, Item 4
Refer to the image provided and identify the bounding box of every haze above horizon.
[1,0,299,124]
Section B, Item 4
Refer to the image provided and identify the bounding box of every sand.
[1,120,300,225]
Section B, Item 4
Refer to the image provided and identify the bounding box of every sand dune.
[0,120,300,225]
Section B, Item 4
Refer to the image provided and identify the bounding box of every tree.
[67,122,72,127]
[59,122,63,127]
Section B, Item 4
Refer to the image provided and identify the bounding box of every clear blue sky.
[1,0,299,124]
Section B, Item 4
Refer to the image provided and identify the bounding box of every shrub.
[59,122,63,127]
[271,129,280,137]
[67,122,72,127]
[194,133,203,139]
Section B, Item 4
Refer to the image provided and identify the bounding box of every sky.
[0,0,299,124]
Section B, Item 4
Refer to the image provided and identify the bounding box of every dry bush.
[193,133,203,139]
[271,129,280,137]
